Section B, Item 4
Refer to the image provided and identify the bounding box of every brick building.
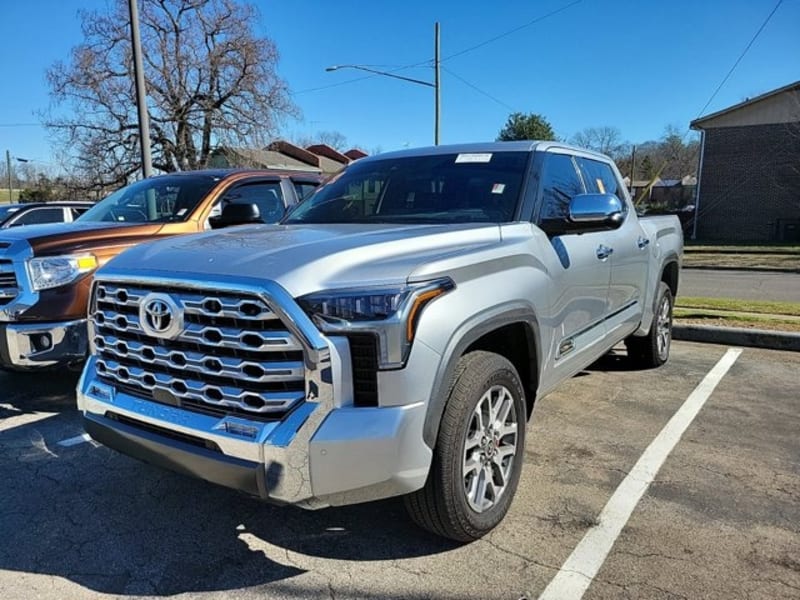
[690,81,800,242]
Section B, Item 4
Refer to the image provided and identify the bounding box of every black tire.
[626,281,673,368]
[404,351,527,542]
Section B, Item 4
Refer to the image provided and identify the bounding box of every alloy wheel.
[462,385,519,513]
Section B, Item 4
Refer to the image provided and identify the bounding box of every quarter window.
[10,207,65,226]
[292,182,319,202]
[70,207,89,220]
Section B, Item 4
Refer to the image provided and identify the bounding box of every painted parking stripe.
[538,347,743,600]
[58,433,93,447]
[0,408,58,433]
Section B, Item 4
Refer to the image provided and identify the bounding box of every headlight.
[297,278,454,369]
[27,254,98,291]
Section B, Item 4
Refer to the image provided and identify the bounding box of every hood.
[0,221,164,255]
[99,223,502,297]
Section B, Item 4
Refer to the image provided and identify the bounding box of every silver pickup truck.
[77,142,682,541]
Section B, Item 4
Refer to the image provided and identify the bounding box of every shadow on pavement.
[584,348,653,373]
[0,369,81,417]
[0,409,457,596]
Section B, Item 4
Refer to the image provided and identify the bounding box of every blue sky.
[1,0,798,166]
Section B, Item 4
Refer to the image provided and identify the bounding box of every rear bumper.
[0,318,87,370]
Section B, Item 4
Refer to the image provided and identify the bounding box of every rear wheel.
[404,351,526,542]
[626,281,673,368]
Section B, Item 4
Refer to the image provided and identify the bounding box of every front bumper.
[0,318,87,370]
[77,355,432,508]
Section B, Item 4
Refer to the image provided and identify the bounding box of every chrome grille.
[0,260,18,306]
[92,281,307,420]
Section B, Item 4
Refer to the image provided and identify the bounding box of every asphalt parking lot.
[1,341,798,600]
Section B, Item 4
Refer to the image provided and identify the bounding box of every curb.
[673,324,800,352]
[682,265,800,274]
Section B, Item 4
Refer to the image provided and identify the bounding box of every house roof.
[344,148,368,160]
[212,147,322,173]
[623,176,695,188]
[691,80,800,129]
[630,178,663,188]
[306,144,349,164]
[266,141,321,167]
[211,140,369,175]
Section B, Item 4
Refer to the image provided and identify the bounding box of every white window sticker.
[491,183,506,194]
[455,153,493,163]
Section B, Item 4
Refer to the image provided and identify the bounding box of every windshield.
[78,175,220,224]
[284,152,529,224]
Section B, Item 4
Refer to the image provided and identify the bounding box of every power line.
[298,1,582,95]
[442,66,517,112]
[695,0,784,118]
[0,123,41,128]
[441,0,583,62]
[293,74,380,95]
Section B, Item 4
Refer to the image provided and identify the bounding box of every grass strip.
[675,316,800,333]
[674,309,800,333]
[684,244,800,254]
[681,254,800,270]
[676,297,800,317]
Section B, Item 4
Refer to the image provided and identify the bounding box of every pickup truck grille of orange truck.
[90,282,306,422]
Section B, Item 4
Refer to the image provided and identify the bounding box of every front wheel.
[404,351,526,542]
[626,281,673,368]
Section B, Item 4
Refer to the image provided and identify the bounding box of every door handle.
[596,245,614,260]
[637,236,650,249]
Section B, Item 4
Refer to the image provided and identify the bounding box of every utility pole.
[629,145,636,196]
[5,150,11,203]
[128,0,153,178]
[434,22,441,146]
[691,130,706,240]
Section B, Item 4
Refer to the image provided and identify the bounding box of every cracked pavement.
[0,341,798,599]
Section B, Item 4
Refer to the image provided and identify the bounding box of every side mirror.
[568,193,624,229]
[209,202,263,229]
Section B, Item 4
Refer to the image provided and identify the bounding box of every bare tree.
[656,125,700,179]
[314,130,349,151]
[570,126,630,160]
[293,130,350,152]
[44,0,297,189]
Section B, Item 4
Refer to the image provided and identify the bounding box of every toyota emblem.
[139,293,184,339]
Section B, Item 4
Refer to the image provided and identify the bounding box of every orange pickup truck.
[0,169,322,370]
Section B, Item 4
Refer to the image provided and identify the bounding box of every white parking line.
[57,433,92,447]
[538,347,743,600]
[0,408,57,433]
